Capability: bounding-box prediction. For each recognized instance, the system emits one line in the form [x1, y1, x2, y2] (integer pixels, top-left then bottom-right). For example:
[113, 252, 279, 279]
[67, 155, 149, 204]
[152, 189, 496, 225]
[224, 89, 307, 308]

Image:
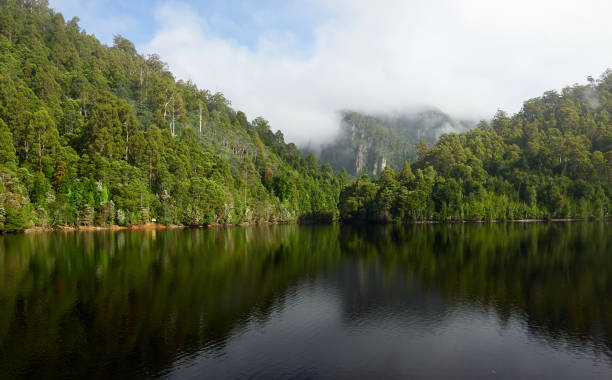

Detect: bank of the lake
[3, 217, 610, 235]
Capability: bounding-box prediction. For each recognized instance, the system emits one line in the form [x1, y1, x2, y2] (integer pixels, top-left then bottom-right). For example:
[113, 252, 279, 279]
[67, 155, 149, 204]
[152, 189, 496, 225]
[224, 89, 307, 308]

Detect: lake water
[0, 223, 611, 379]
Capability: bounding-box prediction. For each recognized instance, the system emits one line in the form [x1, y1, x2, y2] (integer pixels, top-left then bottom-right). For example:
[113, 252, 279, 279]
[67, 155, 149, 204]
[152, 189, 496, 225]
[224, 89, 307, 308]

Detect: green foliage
[0, 118, 16, 168]
[2, 0, 610, 230]
[0, 1, 343, 230]
[340, 72, 612, 222]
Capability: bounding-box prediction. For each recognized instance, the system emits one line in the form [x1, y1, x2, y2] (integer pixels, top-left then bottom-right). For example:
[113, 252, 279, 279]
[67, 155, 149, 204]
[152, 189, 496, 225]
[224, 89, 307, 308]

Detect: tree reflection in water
[0, 223, 610, 378]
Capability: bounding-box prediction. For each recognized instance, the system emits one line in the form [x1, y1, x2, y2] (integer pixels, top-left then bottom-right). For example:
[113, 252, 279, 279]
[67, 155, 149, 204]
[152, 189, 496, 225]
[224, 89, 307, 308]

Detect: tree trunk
[171, 100, 176, 137]
[125, 122, 129, 161]
[37, 131, 43, 171]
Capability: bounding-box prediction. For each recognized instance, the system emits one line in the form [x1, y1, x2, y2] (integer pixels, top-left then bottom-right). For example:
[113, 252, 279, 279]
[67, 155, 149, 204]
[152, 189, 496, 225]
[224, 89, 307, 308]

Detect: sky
[49, 0, 612, 145]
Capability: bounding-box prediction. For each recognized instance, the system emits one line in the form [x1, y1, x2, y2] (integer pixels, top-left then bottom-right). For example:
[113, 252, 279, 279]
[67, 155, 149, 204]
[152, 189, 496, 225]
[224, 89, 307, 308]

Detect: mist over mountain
[319, 109, 475, 176]
[378, 109, 475, 145]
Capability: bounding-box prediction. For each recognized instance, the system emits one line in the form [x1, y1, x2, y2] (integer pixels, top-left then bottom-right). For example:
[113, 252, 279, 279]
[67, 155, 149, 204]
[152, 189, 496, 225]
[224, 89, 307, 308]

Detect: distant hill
[320, 109, 474, 176]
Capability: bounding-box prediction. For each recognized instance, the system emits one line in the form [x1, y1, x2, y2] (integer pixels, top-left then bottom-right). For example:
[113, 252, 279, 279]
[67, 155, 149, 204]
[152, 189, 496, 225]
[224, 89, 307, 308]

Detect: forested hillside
[1, 1, 611, 231]
[320, 109, 472, 176]
[340, 74, 612, 222]
[0, 0, 343, 231]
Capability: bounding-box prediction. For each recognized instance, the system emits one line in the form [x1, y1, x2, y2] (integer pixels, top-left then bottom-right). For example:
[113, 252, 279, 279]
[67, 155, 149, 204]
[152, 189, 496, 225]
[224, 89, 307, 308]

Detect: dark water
[0, 223, 611, 379]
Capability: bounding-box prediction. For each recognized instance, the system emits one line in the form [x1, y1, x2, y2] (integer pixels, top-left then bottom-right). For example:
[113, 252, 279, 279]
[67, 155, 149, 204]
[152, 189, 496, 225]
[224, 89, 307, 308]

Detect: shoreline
[2, 218, 608, 235]
[18, 221, 299, 234]
[345, 218, 612, 226]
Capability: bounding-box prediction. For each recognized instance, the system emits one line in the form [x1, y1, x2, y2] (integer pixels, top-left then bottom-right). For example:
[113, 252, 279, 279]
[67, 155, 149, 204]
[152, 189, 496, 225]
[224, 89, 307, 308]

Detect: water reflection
[0, 223, 610, 378]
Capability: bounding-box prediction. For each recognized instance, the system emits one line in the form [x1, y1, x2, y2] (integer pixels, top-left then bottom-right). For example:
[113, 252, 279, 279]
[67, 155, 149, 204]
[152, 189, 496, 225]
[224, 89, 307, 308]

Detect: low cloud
[145, 0, 612, 145]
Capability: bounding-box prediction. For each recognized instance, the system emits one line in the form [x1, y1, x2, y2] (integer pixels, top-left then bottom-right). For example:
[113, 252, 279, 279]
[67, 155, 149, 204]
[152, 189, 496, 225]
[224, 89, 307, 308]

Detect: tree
[30, 109, 60, 172]
[400, 161, 414, 183]
[0, 119, 17, 169]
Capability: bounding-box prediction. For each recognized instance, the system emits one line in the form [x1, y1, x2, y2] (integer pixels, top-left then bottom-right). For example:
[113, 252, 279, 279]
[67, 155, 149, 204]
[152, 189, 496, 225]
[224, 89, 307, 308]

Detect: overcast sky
[50, 0, 612, 144]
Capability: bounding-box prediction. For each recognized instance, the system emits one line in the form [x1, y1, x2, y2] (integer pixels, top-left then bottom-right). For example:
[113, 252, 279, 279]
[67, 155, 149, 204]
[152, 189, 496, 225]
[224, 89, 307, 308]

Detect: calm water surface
[0, 223, 611, 379]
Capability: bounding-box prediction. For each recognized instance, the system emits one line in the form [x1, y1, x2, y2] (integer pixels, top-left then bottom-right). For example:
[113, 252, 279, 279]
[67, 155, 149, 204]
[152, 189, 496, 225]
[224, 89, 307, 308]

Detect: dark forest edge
[1, 1, 612, 232]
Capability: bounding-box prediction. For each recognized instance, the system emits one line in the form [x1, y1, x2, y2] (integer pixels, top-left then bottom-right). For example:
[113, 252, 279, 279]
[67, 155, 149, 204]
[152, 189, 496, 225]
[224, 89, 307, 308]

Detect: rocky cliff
[319, 109, 474, 176]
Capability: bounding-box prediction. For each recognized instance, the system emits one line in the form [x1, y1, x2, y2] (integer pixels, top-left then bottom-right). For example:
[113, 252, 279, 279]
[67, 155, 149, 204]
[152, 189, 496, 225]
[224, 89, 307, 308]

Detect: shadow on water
[0, 223, 610, 378]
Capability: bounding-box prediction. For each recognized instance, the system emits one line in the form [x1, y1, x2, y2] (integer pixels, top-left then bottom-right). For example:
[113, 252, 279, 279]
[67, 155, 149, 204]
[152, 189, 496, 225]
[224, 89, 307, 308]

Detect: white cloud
[145, 0, 612, 145]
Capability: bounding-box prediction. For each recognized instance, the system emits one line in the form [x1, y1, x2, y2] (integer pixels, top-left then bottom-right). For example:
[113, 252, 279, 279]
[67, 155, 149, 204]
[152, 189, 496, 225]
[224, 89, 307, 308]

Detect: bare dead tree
[124, 121, 129, 161]
[171, 98, 176, 137]
[199, 102, 202, 135]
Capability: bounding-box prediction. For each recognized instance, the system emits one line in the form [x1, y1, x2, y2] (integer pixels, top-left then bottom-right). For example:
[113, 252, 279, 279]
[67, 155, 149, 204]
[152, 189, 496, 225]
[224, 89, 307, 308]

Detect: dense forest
[0, 0, 344, 231]
[339, 73, 612, 221]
